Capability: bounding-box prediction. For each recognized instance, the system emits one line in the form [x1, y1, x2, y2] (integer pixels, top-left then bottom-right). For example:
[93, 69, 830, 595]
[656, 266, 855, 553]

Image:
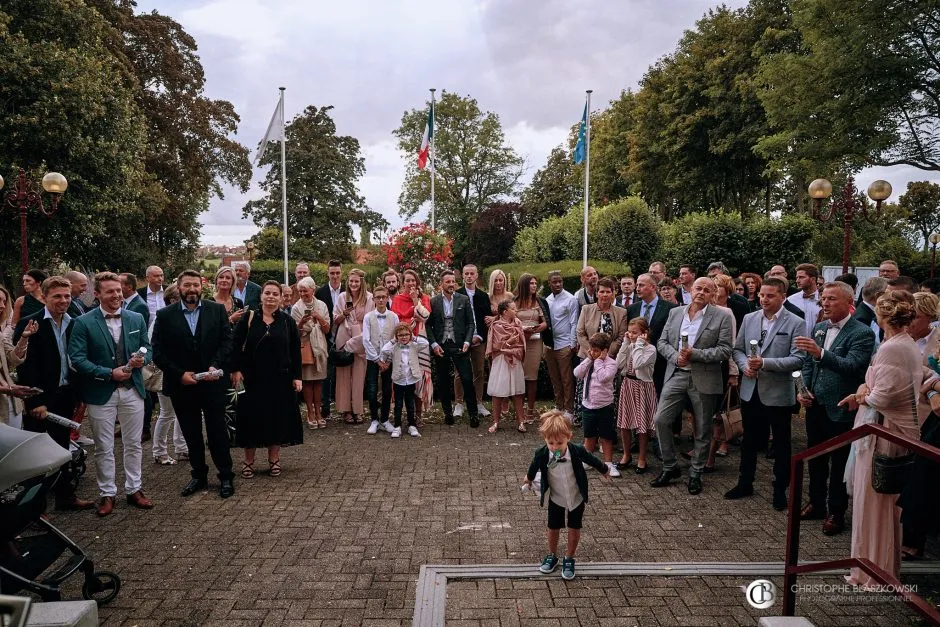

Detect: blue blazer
[68, 308, 152, 405]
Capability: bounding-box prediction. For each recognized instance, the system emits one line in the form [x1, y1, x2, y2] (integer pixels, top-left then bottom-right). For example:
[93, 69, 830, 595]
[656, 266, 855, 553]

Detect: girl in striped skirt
[615, 317, 657, 474]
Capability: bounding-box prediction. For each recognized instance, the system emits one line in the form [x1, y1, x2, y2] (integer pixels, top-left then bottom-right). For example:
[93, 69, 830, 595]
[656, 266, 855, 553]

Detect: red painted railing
[784, 422, 940, 623]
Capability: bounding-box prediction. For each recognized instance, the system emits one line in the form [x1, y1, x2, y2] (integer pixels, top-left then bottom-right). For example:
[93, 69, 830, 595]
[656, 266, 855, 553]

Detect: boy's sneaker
[408, 426, 421, 438]
[562, 411, 574, 423]
[381, 420, 394, 433]
[367, 420, 380, 435]
[607, 462, 622, 478]
[561, 557, 576, 580]
[538, 554, 559, 574]
[391, 427, 402, 438]
[454, 403, 465, 417]
[478, 404, 491, 417]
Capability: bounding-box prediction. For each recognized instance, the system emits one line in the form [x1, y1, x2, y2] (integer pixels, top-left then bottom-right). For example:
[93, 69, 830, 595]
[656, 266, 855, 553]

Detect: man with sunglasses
[725, 277, 805, 511]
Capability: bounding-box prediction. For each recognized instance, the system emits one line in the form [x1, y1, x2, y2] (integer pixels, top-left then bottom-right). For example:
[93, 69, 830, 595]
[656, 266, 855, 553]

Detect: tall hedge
[512, 197, 662, 275]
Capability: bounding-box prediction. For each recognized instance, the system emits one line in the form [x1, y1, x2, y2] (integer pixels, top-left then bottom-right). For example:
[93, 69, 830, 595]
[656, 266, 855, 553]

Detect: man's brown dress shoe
[126, 491, 153, 509]
[55, 496, 96, 511]
[822, 514, 845, 536]
[96, 496, 114, 517]
[800, 503, 826, 520]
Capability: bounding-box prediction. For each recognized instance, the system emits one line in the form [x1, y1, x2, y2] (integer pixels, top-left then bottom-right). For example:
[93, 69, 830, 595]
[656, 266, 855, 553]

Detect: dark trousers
[393, 382, 417, 428]
[738, 388, 793, 491]
[805, 403, 852, 516]
[170, 384, 233, 482]
[23, 386, 78, 500]
[321, 360, 335, 416]
[434, 341, 477, 418]
[366, 361, 392, 423]
[143, 391, 156, 433]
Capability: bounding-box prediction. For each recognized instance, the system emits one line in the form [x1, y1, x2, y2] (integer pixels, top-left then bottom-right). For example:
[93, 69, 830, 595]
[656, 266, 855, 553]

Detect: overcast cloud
[138, 0, 925, 246]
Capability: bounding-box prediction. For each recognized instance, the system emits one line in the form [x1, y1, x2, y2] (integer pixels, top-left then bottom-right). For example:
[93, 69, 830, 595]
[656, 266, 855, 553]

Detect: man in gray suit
[650, 277, 734, 494]
[725, 277, 805, 510]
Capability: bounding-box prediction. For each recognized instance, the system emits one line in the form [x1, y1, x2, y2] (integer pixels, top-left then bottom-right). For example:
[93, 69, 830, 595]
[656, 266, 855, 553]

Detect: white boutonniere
[813, 328, 826, 340]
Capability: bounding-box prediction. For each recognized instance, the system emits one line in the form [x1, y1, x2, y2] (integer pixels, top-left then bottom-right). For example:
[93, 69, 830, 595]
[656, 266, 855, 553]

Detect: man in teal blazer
[68, 272, 154, 517]
[796, 280, 875, 536]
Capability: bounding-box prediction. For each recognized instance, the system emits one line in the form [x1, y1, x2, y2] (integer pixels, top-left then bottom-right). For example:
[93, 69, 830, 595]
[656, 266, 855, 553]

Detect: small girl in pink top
[573, 332, 621, 477]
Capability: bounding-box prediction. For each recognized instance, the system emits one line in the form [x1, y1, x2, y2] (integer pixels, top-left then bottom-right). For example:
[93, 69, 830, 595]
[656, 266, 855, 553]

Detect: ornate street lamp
[930, 232, 940, 278]
[808, 175, 891, 275]
[246, 241, 255, 263]
[0, 168, 68, 275]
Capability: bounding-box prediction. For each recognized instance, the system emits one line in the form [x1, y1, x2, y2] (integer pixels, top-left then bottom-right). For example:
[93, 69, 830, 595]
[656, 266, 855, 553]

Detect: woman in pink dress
[333, 269, 374, 424]
[839, 290, 923, 589]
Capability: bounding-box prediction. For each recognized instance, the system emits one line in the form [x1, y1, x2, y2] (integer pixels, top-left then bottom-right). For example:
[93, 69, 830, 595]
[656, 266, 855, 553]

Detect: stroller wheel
[82, 570, 121, 605]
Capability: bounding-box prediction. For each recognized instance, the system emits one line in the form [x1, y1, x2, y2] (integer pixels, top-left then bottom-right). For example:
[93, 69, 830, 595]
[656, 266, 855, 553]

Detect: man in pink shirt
[573, 332, 620, 477]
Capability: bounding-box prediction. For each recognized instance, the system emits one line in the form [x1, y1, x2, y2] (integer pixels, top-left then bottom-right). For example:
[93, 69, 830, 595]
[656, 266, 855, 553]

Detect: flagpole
[279, 87, 288, 284]
[429, 87, 436, 231]
[582, 90, 592, 269]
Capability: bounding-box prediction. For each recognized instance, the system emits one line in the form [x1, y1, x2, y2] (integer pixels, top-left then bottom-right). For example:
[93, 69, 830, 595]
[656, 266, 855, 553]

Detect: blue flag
[573, 103, 587, 165]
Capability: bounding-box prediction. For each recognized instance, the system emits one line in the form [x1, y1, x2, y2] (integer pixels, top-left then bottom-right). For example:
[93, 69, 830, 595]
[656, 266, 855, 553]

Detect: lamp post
[807, 175, 891, 275]
[246, 241, 255, 263]
[0, 168, 68, 275]
[930, 232, 940, 278]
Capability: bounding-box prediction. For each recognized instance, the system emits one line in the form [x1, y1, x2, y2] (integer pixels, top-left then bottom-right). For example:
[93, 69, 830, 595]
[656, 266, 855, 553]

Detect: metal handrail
[784, 421, 940, 623]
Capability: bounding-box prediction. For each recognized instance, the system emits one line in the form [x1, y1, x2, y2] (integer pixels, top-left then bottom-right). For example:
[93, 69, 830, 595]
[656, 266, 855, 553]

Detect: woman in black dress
[231, 281, 303, 478]
[12, 269, 47, 326]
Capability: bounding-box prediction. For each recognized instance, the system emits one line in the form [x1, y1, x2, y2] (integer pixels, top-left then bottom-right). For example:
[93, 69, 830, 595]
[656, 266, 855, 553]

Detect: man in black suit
[853, 276, 886, 340]
[119, 273, 150, 327]
[152, 270, 235, 499]
[426, 269, 479, 427]
[315, 260, 344, 418]
[232, 261, 261, 309]
[455, 264, 492, 418]
[13, 276, 95, 511]
[627, 273, 677, 395]
[65, 270, 89, 318]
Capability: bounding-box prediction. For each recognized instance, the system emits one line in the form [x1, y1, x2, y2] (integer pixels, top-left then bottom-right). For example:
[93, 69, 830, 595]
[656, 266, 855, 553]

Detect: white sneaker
[367, 420, 379, 435]
[478, 404, 491, 417]
[381, 420, 394, 433]
[607, 462, 621, 478]
[408, 426, 421, 438]
[454, 403, 465, 417]
[76, 435, 94, 446]
[391, 427, 402, 438]
[563, 411, 574, 423]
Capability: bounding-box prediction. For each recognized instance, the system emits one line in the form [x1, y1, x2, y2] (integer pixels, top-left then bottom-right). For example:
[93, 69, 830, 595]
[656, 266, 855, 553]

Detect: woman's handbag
[142, 361, 163, 392]
[328, 347, 355, 367]
[717, 388, 743, 442]
[871, 451, 916, 494]
[300, 341, 315, 366]
[870, 379, 919, 495]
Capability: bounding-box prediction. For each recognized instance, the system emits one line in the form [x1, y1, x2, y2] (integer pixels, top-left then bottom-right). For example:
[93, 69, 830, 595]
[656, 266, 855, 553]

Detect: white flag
[254, 96, 284, 166]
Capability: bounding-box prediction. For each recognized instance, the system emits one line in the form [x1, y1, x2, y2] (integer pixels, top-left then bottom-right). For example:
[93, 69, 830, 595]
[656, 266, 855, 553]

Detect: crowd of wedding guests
[1, 256, 939, 589]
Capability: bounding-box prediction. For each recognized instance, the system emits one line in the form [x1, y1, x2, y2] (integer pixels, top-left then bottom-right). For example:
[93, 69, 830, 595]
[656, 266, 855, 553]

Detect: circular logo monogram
[745, 579, 777, 609]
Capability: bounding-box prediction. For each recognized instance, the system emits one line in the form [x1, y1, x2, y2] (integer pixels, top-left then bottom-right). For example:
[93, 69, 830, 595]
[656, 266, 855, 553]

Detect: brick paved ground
[38, 408, 938, 626]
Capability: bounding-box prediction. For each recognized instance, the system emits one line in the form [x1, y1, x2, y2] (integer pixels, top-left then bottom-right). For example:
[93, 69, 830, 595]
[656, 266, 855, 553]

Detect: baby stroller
[0, 423, 120, 605]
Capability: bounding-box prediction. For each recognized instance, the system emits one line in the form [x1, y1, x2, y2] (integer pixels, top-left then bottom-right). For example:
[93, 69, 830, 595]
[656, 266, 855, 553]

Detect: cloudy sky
[139, 0, 925, 246]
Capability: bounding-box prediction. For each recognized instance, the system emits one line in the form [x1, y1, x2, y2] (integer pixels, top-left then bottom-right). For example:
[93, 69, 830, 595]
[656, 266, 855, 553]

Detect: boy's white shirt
[363, 308, 400, 361]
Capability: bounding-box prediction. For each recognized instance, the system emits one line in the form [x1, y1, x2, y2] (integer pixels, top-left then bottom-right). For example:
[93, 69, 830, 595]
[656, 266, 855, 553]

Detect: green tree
[243, 105, 365, 262]
[393, 92, 523, 256]
[628, 3, 793, 220]
[589, 197, 663, 273]
[584, 90, 637, 207]
[520, 147, 579, 228]
[354, 209, 390, 247]
[758, 0, 940, 174]
[0, 0, 150, 281]
[87, 0, 252, 266]
[899, 181, 940, 251]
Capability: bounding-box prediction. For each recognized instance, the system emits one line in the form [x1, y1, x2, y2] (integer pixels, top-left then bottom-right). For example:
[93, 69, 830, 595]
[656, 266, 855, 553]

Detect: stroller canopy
[0, 423, 72, 492]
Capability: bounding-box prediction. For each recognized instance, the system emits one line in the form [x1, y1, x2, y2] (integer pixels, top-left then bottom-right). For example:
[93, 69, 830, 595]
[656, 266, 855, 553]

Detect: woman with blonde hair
[839, 290, 923, 588]
[333, 268, 374, 424]
[292, 277, 331, 429]
[0, 285, 14, 340]
[486, 269, 514, 324]
[213, 266, 247, 326]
